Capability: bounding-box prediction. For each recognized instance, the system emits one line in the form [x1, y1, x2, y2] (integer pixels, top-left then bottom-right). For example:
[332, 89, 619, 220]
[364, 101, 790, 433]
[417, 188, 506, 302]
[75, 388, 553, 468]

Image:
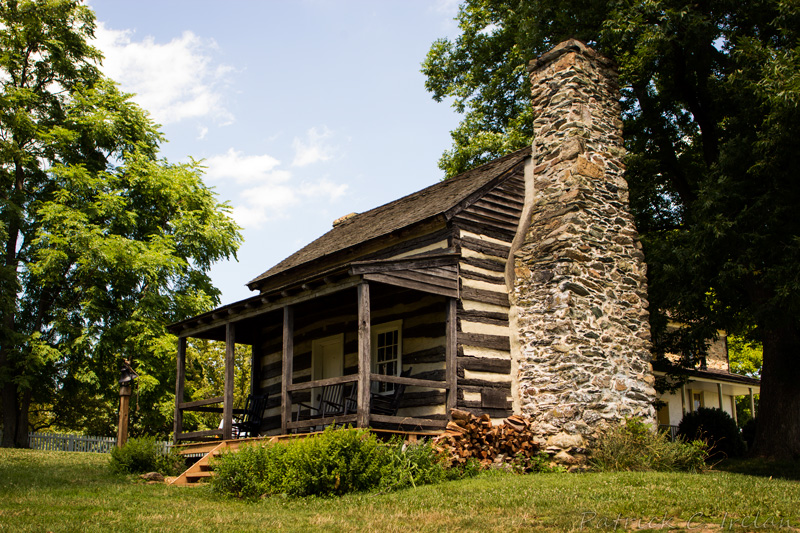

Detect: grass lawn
[1, 448, 798, 532]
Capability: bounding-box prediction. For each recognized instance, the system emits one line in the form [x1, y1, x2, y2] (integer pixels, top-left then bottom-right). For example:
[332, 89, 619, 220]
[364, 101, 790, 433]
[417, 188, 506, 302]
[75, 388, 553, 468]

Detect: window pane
[375, 325, 400, 393]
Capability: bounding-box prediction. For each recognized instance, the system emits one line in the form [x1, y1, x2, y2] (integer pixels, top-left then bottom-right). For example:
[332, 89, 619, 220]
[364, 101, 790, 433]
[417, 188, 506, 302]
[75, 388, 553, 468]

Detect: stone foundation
[510, 40, 656, 441]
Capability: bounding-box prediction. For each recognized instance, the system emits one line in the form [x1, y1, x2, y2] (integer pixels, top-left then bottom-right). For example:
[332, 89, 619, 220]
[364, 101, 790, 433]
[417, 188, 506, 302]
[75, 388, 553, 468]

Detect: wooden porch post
[250, 343, 260, 397]
[446, 297, 457, 412]
[222, 322, 235, 440]
[173, 336, 186, 444]
[749, 387, 756, 417]
[281, 306, 294, 433]
[717, 383, 724, 410]
[357, 282, 371, 428]
[731, 395, 738, 425]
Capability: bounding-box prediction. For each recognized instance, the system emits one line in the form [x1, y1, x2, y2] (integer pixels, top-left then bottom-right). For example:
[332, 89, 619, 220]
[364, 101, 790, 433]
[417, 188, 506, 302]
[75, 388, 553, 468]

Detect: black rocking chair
[231, 393, 269, 438]
[293, 383, 347, 427]
[370, 367, 411, 417]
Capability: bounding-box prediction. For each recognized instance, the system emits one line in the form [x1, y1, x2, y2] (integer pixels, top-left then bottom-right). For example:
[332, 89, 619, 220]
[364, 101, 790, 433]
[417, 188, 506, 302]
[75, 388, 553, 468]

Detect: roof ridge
[333, 146, 532, 231]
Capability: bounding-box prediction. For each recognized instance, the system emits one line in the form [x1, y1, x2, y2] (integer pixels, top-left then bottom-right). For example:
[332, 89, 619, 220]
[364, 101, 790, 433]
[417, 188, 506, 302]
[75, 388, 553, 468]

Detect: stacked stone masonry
[511, 40, 657, 441]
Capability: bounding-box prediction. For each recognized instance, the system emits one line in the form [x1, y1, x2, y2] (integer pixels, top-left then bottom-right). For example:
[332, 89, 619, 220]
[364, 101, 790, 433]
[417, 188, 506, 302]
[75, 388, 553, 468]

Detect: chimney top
[527, 39, 613, 73]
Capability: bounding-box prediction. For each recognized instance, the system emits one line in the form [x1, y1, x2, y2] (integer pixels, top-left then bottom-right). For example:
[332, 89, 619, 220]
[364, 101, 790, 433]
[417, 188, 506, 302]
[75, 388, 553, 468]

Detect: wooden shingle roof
[247, 146, 531, 291]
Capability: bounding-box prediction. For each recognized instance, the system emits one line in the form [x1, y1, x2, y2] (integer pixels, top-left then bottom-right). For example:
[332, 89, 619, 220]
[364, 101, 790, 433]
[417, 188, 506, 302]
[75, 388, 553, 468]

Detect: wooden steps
[170, 441, 227, 486]
[169, 435, 291, 486]
[186, 470, 214, 480]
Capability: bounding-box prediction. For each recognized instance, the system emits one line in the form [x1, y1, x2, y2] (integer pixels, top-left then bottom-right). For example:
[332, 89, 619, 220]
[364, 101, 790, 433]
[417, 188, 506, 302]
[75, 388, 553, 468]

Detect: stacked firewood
[433, 409, 541, 468]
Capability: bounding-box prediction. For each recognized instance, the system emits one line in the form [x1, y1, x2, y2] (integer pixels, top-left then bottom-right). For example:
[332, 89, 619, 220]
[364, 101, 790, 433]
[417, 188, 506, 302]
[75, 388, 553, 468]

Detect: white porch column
[680, 385, 687, 415]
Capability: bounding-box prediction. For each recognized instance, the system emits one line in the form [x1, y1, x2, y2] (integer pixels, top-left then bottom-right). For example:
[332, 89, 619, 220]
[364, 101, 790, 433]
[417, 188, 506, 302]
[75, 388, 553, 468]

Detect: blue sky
[88, 0, 464, 305]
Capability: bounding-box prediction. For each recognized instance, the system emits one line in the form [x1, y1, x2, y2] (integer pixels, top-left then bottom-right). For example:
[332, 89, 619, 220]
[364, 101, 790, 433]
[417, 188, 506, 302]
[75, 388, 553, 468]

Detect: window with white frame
[372, 320, 402, 394]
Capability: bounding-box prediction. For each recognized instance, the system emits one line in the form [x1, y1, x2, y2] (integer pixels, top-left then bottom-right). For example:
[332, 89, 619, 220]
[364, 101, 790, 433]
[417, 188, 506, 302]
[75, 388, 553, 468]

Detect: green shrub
[591, 418, 708, 472]
[109, 436, 183, 476]
[212, 426, 391, 498]
[512, 451, 566, 474]
[210, 442, 287, 499]
[280, 426, 389, 497]
[379, 438, 447, 491]
[211, 426, 477, 499]
[677, 407, 746, 460]
[446, 456, 482, 479]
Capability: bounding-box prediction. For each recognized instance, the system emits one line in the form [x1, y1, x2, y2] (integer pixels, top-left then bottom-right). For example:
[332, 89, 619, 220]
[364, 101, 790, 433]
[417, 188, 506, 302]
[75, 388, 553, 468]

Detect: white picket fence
[29, 432, 119, 453]
[0, 430, 169, 454]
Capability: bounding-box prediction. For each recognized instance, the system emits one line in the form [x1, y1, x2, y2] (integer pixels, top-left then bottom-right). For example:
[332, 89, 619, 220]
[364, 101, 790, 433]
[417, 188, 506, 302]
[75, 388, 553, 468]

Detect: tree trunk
[17, 388, 31, 448]
[0, 157, 28, 449]
[751, 319, 800, 459]
[1, 366, 28, 449]
[1, 374, 19, 448]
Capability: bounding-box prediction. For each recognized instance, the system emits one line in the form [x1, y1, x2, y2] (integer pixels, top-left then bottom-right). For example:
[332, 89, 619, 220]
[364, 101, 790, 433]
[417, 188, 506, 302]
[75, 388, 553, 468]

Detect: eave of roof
[653, 360, 761, 387]
[167, 251, 462, 337]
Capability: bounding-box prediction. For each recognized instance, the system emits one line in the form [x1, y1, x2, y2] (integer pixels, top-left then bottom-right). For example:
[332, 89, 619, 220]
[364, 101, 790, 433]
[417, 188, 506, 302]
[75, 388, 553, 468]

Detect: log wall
[452, 171, 525, 420]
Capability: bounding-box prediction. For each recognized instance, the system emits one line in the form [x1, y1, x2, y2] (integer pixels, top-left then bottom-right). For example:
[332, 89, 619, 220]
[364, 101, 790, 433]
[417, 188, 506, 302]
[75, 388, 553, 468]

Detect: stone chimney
[509, 40, 656, 441]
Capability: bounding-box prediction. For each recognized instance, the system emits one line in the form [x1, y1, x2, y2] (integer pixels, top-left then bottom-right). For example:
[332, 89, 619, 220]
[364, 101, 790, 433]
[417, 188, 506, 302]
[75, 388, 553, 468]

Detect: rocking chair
[231, 393, 269, 438]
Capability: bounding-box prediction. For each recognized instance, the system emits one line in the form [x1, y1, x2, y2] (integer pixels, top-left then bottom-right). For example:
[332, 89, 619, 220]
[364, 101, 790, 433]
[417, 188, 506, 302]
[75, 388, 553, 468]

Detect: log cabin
[169, 39, 759, 444]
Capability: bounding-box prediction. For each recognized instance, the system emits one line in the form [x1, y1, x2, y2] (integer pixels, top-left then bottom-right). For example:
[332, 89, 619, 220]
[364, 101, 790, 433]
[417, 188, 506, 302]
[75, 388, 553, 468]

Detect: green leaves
[421, 0, 537, 177]
[424, 0, 800, 339]
[0, 1, 241, 445]
[425, 0, 800, 456]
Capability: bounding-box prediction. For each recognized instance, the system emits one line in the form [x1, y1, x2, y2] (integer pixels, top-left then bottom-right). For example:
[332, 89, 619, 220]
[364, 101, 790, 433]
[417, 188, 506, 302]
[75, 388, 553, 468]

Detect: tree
[181, 339, 252, 432]
[728, 335, 763, 379]
[424, 0, 800, 458]
[728, 335, 761, 425]
[0, 0, 241, 447]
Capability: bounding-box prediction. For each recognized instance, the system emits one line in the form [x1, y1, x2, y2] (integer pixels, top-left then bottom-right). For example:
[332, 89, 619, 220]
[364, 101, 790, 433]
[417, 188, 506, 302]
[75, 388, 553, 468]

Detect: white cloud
[203, 148, 283, 185]
[299, 178, 348, 200]
[233, 184, 298, 228]
[291, 126, 337, 167]
[203, 148, 348, 230]
[93, 23, 233, 125]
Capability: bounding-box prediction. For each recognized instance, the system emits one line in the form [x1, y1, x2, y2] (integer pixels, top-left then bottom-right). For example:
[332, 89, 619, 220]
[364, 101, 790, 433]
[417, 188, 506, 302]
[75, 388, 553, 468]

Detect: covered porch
[170, 254, 460, 443]
[655, 368, 761, 433]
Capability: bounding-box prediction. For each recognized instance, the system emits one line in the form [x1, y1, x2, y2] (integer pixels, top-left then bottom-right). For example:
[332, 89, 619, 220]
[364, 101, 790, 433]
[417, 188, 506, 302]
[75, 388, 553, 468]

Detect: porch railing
[174, 396, 246, 441]
[658, 424, 680, 441]
[285, 373, 450, 432]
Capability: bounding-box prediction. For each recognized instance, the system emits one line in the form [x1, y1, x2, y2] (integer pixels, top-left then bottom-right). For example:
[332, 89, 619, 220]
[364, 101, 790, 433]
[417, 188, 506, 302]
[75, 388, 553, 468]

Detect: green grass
[717, 457, 800, 481]
[1, 449, 799, 532]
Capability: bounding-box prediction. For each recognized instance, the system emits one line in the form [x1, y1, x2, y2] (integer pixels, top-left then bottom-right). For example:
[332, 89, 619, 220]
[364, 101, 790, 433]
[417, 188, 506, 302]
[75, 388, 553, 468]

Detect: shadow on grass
[716, 457, 800, 481]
